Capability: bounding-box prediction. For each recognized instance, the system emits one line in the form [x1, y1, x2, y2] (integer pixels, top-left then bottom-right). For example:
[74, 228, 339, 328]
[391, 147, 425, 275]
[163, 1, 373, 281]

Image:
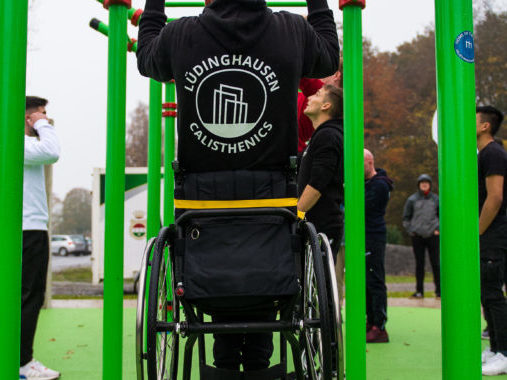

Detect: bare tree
[126, 102, 149, 167]
[60, 188, 92, 235]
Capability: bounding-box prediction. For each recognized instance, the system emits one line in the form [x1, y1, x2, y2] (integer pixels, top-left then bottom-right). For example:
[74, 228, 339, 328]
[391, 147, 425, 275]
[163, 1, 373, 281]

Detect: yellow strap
[174, 198, 297, 209]
[297, 210, 306, 219]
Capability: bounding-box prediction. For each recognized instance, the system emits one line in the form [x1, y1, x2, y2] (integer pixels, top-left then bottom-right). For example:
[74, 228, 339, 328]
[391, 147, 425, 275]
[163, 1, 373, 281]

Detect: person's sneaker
[410, 292, 424, 299]
[20, 359, 60, 380]
[482, 352, 507, 376]
[366, 326, 389, 343]
[482, 347, 495, 363]
[482, 327, 490, 340]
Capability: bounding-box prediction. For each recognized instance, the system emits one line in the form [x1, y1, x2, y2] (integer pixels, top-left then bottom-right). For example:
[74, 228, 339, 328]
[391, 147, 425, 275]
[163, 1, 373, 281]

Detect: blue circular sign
[454, 31, 474, 63]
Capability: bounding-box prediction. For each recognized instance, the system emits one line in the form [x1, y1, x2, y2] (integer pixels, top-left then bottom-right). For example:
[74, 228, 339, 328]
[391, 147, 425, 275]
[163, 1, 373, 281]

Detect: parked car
[84, 237, 92, 255]
[51, 234, 88, 256]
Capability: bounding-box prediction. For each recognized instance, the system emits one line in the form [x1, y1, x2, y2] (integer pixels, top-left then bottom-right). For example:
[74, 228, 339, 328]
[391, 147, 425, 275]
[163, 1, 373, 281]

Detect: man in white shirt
[20, 97, 61, 380]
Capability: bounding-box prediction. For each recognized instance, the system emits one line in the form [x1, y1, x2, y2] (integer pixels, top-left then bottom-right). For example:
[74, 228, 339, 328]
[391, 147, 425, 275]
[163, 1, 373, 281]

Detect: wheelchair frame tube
[102, 3, 128, 380]
[342, 3, 366, 380]
[0, 0, 28, 377]
[434, 0, 481, 378]
[156, 320, 315, 334]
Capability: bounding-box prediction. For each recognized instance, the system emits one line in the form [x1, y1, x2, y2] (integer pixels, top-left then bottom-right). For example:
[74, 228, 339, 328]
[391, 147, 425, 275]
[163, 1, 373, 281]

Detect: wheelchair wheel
[136, 237, 156, 380]
[147, 228, 179, 380]
[318, 233, 345, 380]
[300, 222, 334, 380]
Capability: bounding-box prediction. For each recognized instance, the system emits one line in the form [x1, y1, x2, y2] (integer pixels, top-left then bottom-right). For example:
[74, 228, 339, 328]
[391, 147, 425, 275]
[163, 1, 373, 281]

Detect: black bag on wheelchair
[173, 170, 300, 310]
[180, 215, 299, 301]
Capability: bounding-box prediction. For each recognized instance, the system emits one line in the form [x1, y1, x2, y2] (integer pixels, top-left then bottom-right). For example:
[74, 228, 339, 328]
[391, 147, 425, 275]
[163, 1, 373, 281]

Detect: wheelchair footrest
[200, 363, 285, 380]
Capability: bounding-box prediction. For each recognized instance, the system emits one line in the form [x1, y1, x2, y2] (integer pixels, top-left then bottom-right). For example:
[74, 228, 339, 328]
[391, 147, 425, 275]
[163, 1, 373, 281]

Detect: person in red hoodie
[297, 66, 342, 157]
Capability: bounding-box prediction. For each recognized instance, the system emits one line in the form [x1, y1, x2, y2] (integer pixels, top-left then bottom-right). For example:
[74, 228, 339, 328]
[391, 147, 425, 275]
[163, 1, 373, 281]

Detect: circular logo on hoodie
[195, 69, 267, 139]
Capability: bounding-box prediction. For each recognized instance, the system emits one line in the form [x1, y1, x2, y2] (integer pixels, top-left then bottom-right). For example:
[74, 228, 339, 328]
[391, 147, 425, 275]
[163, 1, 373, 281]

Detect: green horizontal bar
[165, 1, 307, 6]
[89, 18, 137, 52]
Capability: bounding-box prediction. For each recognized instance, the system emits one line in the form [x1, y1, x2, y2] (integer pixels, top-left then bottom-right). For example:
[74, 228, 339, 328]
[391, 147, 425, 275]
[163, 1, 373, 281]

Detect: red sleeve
[297, 92, 316, 153]
[298, 78, 324, 98]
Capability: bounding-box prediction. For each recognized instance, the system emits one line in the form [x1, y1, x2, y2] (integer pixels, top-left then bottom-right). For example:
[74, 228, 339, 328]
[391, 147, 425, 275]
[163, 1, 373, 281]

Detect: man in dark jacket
[364, 149, 393, 343]
[137, 0, 340, 373]
[297, 85, 344, 260]
[402, 174, 441, 298]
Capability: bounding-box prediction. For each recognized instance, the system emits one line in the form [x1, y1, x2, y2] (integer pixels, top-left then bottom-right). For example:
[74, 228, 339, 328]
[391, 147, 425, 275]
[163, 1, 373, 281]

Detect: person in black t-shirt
[476, 105, 507, 376]
[297, 85, 344, 261]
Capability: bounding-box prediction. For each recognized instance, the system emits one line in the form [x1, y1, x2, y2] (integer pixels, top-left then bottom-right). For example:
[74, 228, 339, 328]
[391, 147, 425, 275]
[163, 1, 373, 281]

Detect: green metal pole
[163, 82, 176, 226]
[89, 19, 138, 53]
[147, 80, 163, 239]
[102, 3, 128, 380]
[342, 2, 366, 379]
[434, 1, 480, 379]
[0, 1, 28, 378]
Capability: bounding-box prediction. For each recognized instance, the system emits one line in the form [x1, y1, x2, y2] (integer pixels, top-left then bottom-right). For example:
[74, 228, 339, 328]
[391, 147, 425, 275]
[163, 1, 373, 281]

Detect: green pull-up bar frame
[102, 2, 128, 379]
[0, 0, 482, 378]
[0, 1, 29, 379]
[90, 18, 138, 52]
[435, 0, 480, 378]
[341, 0, 366, 378]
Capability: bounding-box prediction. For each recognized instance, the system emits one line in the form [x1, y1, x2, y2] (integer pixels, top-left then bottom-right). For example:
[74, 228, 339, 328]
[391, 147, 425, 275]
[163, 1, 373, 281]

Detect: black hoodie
[297, 119, 344, 240]
[137, 0, 340, 173]
[365, 168, 394, 243]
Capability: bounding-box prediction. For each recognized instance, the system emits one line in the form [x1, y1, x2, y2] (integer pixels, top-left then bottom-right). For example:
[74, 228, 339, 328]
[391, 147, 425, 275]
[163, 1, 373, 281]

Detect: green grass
[52, 267, 92, 282]
[387, 291, 438, 298]
[52, 267, 133, 283]
[385, 273, 434, 283]
[52, 294, 138, 300]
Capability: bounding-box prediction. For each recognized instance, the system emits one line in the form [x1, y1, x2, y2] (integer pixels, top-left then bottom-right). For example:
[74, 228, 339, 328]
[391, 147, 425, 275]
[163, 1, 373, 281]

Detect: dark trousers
[411, 235, 441, 296]
[21, 230, 49, 366]
[212, 311, 276, 371]
[366, 240, 387, 329]
[480, 220, 507, 353]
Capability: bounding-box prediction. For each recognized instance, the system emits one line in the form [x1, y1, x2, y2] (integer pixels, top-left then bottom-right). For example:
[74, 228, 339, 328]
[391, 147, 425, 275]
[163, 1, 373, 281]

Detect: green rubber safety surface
[34, 307, 507, 379]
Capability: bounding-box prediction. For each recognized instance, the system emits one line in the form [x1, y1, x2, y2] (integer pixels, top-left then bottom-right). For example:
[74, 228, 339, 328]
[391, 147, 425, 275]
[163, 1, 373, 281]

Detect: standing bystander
[402, 174, 441, 299]
[364, 149, 393, 343]
[476, 105, 507, 376]
[297, 85, 344, 264]
[19, 97, 61, 380]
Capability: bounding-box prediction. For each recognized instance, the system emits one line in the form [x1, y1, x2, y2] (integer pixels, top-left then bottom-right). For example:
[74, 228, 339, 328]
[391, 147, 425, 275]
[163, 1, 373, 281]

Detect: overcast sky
[25, 0, 505, 198]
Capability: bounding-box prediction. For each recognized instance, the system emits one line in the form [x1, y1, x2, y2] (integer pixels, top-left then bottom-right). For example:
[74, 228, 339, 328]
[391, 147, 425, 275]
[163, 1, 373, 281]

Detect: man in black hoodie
[137, 0, 340, 373]
[137, 0, 339, 174]
[364, 149, 393, 343]
[297, 85, 344, 259]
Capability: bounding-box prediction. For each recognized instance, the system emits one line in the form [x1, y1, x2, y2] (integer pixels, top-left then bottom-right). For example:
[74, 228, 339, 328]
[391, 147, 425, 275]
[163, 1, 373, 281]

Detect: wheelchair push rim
[136, 237, 156, 380]
[318, 233, 345, 380]
[146, 228, 180, 380]
[300, 222, 334, 380]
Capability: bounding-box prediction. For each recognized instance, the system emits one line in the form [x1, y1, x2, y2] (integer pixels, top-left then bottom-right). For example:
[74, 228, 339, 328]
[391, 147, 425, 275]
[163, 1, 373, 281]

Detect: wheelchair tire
[318, 233, 345, 380]
[300, 222, 334, 380]
[147, 228, 179, 380]
[136, 237, 156, 380]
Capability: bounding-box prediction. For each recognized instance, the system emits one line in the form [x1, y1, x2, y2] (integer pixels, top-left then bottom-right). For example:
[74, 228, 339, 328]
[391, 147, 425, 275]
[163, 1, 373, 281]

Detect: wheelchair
[136, 173, 344, 380]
